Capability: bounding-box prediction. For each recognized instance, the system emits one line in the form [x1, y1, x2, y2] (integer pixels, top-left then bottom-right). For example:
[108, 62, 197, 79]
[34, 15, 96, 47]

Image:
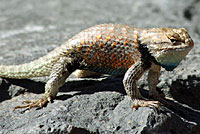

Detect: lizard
[0, 24, 194, 110]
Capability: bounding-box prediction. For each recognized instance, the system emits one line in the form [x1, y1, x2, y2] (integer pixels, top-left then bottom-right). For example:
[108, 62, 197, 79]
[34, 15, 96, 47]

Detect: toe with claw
[132, 99, 160, 110]
[14, 96, 52, 110]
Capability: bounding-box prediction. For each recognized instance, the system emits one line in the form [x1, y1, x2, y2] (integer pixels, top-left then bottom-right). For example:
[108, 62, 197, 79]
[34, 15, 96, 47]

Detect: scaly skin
[0, 24, 194, 110]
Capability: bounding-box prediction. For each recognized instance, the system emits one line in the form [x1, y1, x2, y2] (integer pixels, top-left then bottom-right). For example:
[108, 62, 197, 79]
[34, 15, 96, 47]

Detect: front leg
[147, 63, 161, 97]
[148, 63, 173, 107]
[123, 60, 159, 109]
[14, 57, 75, 110]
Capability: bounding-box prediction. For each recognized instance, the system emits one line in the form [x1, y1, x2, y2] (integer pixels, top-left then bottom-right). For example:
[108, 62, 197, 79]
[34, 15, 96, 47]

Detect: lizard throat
[153, 47, 192, 71]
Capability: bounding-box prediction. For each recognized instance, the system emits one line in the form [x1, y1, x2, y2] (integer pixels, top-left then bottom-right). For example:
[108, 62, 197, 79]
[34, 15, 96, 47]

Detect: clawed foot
[14, 96, 52, 110]
[132, 99, 160, 110]
[150, 93, 173, 108]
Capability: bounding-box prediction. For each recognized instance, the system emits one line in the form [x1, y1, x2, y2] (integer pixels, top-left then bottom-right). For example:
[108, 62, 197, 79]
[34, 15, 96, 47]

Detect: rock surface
[0, 0, 200, 134]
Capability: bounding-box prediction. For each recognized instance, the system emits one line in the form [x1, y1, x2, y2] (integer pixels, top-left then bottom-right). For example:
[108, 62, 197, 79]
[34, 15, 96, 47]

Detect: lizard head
[140, 28, 194, 71]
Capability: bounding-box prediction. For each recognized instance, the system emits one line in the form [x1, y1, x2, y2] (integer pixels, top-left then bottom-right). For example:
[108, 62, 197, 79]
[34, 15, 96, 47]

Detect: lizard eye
[170, 38, 182, 45]
[170, 38, 181, 43]
[170, 38, 177, 43]
[168, 33, 182, 45]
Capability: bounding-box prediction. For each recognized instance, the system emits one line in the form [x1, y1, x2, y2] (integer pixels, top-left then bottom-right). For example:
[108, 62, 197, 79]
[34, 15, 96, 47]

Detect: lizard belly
[80, 65, 126, 75]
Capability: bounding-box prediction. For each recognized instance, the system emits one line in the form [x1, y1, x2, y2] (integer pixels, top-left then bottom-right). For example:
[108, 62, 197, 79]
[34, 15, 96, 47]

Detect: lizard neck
[137, 39, 156, 71]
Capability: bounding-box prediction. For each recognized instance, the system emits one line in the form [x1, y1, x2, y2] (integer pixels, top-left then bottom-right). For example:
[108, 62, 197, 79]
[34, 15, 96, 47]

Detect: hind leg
[73, 70, 101, 78]
[14, 57, 76, 110]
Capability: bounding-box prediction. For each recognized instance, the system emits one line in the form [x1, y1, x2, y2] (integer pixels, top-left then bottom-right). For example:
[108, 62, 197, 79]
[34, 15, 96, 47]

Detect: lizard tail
[0, 47, 62, 79]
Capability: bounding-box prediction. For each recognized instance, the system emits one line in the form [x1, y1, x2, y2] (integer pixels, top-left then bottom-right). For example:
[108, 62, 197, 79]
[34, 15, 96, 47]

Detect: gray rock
[0, 92, 194, 134]
[0, 0, 200, 134]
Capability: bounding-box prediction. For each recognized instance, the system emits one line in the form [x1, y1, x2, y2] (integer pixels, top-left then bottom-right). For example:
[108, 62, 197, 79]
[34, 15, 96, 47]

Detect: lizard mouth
[150, 28, 194, 52]
[151, 38, 194, 53]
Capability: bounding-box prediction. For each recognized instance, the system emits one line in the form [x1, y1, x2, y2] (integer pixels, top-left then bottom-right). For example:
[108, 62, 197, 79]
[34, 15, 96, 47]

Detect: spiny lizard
[0, 24, 194, 110]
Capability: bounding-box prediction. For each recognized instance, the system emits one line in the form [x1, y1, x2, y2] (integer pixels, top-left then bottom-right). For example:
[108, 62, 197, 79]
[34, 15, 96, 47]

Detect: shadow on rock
[166, 75, 200, 124]
[0, 78, 11, 102]
[154, 94, 200, 125]
[58, 77, 126, 100]
[170, 75, 200, 110]
[0, 76, 126, 102]
[0, 78, 45, 102]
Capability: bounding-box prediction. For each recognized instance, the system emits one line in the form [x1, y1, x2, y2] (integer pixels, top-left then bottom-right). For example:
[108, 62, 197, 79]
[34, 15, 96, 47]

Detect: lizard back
[64, 24, 142, 75]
